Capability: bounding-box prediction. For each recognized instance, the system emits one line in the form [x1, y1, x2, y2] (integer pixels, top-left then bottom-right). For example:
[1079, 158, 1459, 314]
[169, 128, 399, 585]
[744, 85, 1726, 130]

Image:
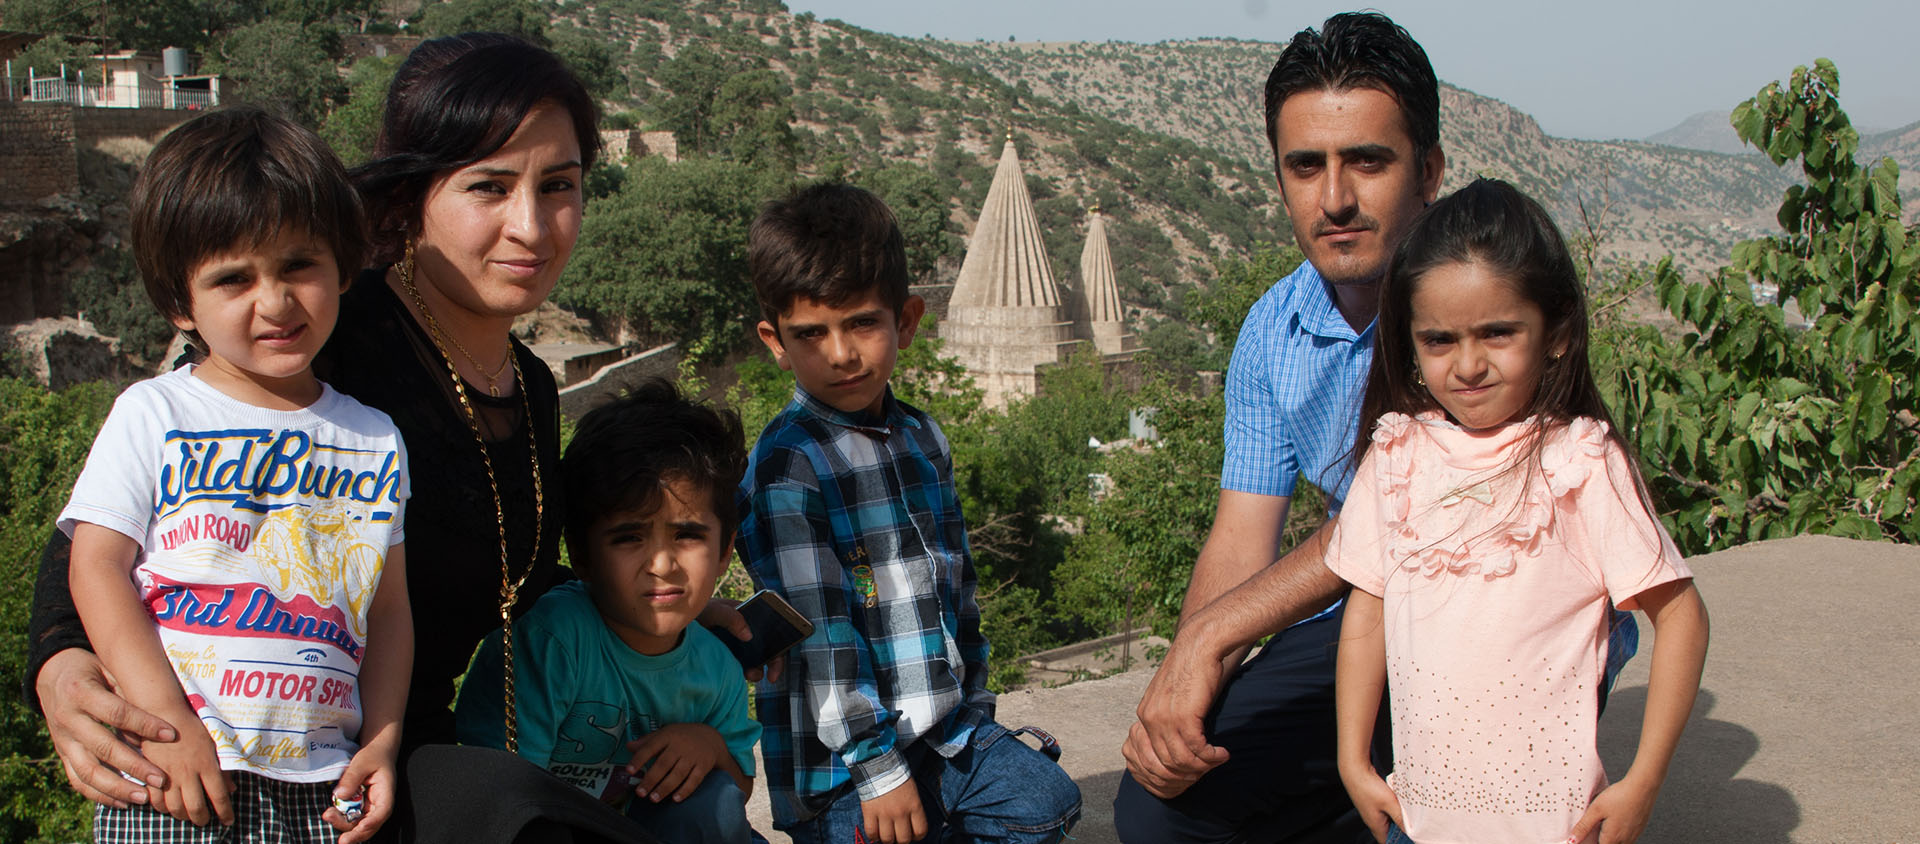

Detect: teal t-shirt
[454, 581, 761, 804]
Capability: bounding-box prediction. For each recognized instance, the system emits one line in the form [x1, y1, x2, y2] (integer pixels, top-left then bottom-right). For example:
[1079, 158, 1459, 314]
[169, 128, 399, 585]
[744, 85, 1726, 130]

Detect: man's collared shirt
[1222, 260, 1376, 621]
[738, 386, 993, 824]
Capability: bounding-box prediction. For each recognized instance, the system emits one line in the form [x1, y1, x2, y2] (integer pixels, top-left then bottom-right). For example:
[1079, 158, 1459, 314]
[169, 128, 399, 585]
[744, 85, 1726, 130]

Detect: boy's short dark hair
[131, 106, 367, 345]
[562, 378, 749, 573]
[1263, 12, 1440, 177]
[748, 182, 909, 327]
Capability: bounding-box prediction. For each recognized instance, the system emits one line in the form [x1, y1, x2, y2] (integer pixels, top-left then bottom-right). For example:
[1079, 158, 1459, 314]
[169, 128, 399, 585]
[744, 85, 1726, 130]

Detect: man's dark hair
[748, 182, 909, 327]
[131, 106, 367, 348]
[1263, 12, 1439, 175]
[351, 32, 600, 263]
[562, 378, 749, 574]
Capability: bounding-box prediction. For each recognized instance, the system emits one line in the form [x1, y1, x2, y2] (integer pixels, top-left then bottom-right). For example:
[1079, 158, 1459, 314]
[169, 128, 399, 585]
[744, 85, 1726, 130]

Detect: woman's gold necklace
[397, 242, 542, 753]
[449, 333, 512, 397]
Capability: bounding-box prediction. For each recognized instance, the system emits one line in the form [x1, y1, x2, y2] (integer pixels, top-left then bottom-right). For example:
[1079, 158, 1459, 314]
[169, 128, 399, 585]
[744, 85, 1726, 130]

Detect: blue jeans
[782, 723, 1082, 844]
[1601, 608, 1639, 715]
[626, 770, 752, 844]
[1385, 822, 1416, 844]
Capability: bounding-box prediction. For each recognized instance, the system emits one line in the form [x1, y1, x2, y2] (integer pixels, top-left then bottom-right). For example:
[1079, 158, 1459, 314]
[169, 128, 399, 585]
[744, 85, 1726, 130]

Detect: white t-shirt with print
[59, 366, 409, 783]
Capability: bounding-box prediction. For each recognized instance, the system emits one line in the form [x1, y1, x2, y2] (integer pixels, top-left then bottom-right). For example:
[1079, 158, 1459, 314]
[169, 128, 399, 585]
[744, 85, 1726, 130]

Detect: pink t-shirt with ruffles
[1327, 412, 1691, 844]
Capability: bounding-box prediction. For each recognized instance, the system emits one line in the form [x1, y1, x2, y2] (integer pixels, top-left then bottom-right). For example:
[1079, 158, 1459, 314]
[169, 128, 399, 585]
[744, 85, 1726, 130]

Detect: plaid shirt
[738, 386, 994, 824]
[1222, 260, 1375, 624]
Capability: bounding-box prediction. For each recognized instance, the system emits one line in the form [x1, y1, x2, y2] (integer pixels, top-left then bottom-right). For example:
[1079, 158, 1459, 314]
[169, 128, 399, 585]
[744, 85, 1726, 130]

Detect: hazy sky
[785, 0, 1919, 141]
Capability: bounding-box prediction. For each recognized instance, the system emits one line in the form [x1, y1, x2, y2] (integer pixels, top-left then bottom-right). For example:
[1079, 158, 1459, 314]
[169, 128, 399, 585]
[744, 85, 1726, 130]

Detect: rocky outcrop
[7, 316, 134, 389]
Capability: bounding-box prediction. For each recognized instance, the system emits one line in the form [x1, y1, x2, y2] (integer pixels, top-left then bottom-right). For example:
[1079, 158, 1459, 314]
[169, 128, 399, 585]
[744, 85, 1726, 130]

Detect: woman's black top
[25, 270, 567, 748]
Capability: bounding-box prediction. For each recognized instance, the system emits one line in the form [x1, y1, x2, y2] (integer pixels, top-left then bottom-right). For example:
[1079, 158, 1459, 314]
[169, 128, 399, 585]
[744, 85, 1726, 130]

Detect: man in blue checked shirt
[1116, 12, 1447, 844]
[737, 184, 1081, 844]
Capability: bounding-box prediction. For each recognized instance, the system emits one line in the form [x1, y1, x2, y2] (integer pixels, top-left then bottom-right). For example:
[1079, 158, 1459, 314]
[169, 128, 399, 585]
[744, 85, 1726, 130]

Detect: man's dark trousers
[1113, 611, 1379, 844]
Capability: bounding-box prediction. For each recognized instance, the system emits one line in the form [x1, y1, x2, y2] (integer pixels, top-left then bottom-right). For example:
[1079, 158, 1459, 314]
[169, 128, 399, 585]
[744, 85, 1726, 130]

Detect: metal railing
[4, 72, 217, 109]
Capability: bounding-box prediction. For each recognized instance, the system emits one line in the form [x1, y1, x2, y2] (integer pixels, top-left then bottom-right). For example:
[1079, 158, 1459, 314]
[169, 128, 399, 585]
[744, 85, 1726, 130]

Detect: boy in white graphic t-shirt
[62, 107, 412, 844]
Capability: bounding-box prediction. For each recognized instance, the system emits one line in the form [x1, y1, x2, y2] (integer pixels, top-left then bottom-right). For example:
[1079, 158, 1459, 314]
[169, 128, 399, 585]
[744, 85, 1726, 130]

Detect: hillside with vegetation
[510, 0, 1297, 354]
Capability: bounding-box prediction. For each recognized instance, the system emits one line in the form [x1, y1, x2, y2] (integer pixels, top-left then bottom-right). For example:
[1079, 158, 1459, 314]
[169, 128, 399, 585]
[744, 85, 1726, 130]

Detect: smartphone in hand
[707, 589, 814, 669]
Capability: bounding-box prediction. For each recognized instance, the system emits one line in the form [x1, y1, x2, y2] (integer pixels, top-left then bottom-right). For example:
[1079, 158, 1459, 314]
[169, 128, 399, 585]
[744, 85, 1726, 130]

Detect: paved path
[748, 535, 1919, 842]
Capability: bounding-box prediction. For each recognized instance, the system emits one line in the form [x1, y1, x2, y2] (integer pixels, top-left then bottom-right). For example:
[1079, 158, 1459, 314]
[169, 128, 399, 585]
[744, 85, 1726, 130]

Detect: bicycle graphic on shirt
[247, 498, 385, 637]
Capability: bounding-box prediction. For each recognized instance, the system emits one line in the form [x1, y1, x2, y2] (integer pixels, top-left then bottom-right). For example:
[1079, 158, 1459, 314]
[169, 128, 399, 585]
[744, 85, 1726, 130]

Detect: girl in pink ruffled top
[1328, 179, 1710, 844]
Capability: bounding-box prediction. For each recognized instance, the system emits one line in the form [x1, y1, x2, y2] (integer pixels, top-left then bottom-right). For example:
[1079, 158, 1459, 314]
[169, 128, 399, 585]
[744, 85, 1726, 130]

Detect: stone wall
[556, 343, 682, 418]
[0, 101, 79, 202]
[71, 106, 190, 145]
[342, 34, 423, 61]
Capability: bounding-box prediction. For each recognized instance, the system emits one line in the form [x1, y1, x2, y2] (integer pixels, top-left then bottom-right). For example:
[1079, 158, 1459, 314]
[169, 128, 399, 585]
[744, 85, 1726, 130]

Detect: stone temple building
[937, 138, 1136, 409]
[1068, 207, 1139, 358]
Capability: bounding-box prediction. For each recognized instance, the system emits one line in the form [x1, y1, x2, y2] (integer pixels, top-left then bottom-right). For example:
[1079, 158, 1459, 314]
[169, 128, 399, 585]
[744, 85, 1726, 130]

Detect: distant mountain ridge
[928, 38, 1824, 273]
[1645, 111, 1749, 155]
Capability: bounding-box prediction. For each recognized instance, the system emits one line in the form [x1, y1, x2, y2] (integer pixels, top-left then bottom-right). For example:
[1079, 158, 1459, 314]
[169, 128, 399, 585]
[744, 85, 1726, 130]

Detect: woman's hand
[36, 648, 179, 808]
[697, 597, 785, 683]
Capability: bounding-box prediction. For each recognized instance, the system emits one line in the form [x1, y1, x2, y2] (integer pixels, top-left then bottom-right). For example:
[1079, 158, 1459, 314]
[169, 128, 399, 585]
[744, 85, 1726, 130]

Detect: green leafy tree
[1050, 380, 1223, 637]
[555, 157, 790, 361]
[8, 36, 88, 80]
[417, 0, 546, 43]
[548, 21, 622, 100]
[710, 68, 798, 170]
[0, 378, 117, 843]
[65, 249, 175, 366]
[319, 55, 399, 166]
[205, 19, 345, 127]
[1603, 59, 1919, 548]
[857, 164, 960, 283]
[655, 42, 733, 155]
[1051, 241, 1321, 639]
[1174, 242, 1303, 368]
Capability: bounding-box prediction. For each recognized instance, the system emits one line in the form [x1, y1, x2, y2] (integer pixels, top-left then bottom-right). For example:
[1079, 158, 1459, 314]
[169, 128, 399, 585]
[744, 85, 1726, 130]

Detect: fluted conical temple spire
[950, 140, 1063, 309]
[1079, 210, 1122, 323]
[1071, 209, 1138, 357]
[938, 138, 1080, 409]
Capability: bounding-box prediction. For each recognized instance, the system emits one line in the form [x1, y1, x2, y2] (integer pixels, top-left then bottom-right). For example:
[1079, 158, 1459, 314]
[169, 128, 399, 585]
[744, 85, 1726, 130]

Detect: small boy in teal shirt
[457, 379, 759, 844]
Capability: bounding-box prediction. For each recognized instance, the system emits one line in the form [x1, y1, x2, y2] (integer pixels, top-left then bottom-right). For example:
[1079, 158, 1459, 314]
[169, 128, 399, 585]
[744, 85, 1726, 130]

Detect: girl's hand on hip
[1568, 775, 1658, 844]
[1339, 764, 1403, 844]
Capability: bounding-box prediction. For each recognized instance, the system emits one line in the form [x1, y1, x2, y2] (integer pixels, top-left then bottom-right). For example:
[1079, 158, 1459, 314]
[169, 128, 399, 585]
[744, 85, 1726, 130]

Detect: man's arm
[1123, 512, 1346, 798]
[1175, 490, 1291, 662]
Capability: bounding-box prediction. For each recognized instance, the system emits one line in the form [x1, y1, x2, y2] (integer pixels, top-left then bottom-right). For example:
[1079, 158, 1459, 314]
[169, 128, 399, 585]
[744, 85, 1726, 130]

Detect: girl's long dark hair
[1352, 178, 1633, 479]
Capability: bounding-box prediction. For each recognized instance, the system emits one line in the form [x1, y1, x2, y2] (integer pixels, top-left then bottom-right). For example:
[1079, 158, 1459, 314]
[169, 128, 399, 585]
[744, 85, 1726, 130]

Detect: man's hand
[860, 778, 927, 844]
[1122, 635, 1231, 798]
[698, 597, 785, 684]
[36, 648, 178, 808]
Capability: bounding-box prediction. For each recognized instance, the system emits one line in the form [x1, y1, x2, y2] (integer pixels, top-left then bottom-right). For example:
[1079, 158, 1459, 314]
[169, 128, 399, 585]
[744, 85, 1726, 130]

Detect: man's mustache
[1311, 215, 1380, 237]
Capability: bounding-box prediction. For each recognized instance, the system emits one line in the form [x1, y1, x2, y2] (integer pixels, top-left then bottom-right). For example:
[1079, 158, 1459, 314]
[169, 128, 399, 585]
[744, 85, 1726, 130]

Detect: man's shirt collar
[1296, 260, 1376, 342]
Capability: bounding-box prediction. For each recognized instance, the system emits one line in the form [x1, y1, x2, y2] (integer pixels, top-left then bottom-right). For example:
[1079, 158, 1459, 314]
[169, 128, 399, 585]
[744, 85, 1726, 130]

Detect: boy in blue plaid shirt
[737, 184, 1081, 844]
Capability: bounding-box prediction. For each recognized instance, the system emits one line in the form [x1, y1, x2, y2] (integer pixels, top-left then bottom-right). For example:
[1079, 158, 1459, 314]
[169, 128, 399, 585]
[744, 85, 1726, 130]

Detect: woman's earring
[1412, 367, 1426, 387]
